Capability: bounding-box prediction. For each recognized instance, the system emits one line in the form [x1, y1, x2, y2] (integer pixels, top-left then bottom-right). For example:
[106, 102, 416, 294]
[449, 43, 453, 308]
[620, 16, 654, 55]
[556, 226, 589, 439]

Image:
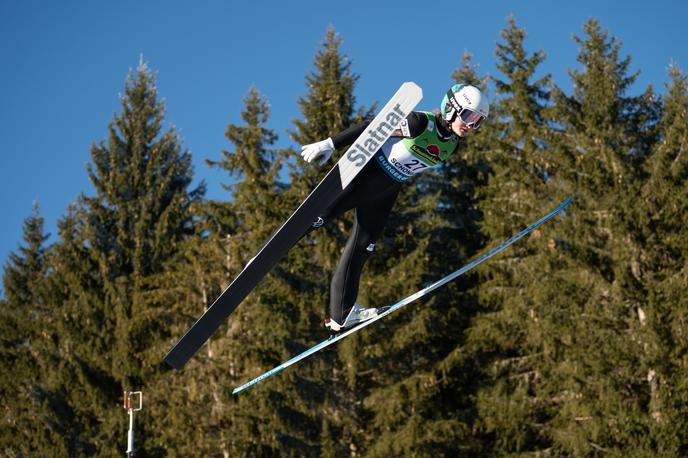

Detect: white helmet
[440, 84, 489, 128]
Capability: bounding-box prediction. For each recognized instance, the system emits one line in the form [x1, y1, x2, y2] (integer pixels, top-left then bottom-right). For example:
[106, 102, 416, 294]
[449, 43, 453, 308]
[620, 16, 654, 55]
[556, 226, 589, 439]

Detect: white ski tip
[400, 81, 423, 97]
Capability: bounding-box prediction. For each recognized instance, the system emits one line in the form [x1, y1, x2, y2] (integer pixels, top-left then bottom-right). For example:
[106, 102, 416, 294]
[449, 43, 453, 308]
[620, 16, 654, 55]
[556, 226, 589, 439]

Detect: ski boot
[324, 303, 380, 334]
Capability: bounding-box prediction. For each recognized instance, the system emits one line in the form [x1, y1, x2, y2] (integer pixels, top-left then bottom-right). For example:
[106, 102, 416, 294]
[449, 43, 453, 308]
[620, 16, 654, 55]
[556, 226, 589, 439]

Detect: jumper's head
[440, 84, 489, 136]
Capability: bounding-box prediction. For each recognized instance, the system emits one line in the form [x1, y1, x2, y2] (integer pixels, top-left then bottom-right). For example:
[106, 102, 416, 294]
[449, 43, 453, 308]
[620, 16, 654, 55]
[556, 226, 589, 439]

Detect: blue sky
[1, 0, 686, 296]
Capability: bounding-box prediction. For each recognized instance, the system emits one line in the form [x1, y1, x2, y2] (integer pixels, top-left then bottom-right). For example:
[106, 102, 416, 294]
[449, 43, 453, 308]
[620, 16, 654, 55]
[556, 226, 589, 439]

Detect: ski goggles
[446, 89, 485, 129]
[457, 108, 485, 129]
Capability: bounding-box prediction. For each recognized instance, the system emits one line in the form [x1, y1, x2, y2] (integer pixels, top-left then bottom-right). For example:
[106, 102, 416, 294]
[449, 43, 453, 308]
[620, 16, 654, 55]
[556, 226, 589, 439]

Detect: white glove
[300, 138, 335, 166]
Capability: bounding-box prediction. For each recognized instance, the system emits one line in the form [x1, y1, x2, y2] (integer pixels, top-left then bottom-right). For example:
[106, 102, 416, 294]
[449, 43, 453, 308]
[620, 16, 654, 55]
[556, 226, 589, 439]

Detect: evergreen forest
[2, 18, 687, 457]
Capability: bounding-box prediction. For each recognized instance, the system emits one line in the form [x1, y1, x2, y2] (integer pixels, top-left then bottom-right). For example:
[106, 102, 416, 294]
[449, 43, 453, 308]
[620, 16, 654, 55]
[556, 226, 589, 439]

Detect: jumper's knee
[352, 234, 376, 255]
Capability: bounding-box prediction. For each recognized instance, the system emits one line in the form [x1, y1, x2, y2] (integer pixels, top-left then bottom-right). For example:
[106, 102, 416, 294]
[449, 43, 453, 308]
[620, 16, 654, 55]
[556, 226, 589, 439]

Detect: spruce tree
[635, 64, 688, 454]
[155, 85, 317, 456]
[0, 204, 67, 456]
[459, 17, 564, 454]
[283, 26, 377, 456]
[3, 203, 49, 305]
[289, 25, 375, 270]
[510, 19, 660, 454]
[48, 59, 203, 455]
[142, 213, 232, 456]
[205, 86, 314, 456]
[359, 53, 489, 456]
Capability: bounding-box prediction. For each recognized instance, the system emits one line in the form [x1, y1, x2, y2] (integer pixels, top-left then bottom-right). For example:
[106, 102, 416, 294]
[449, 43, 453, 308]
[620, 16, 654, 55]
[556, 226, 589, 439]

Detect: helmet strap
[444, 108, 457, 124]
[436, 112, 455, 137]
[442, 104, 452, 122]
[446, 89, 463, 111]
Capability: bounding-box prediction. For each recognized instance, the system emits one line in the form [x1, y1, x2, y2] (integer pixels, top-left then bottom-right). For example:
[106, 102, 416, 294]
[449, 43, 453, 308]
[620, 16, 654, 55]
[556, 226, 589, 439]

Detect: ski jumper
[312, 111, 461, 324]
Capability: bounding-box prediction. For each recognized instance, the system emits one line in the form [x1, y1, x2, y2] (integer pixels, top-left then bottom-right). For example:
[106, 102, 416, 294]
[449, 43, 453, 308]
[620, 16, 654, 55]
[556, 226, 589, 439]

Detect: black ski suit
[310, 111, 458, 324]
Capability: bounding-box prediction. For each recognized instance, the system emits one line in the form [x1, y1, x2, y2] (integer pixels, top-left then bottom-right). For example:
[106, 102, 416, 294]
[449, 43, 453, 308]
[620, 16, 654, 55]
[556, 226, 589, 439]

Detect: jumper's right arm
[300, 112, 427, 165]
[300, 120, 371, 165]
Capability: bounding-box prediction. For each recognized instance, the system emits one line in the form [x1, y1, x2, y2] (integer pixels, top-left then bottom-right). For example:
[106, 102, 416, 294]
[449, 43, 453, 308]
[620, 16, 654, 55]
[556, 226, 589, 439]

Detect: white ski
[232, 197, 573, 394]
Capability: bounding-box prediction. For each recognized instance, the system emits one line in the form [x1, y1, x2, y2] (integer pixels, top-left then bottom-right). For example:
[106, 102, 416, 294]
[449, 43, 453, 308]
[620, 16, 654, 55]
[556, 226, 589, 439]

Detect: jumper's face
[449, 108, 484, 137]
[451, 116, 473, 137]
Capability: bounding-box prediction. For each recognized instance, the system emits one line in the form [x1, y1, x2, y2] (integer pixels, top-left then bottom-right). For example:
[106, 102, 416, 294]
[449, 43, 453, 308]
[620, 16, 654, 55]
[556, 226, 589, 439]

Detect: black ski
[164, 82, 423, 369]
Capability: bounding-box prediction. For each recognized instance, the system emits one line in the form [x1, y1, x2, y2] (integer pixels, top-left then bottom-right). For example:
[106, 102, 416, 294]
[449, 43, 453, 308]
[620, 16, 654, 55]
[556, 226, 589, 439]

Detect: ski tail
[231, 196, 573, 394]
